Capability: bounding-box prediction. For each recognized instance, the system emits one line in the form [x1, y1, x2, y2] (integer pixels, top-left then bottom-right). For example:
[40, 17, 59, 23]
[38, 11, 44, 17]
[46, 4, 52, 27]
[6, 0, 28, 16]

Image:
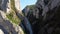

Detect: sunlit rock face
[6, 0, 10, 13]
[22, 0, 60, 34]
[0, 0, 21, 13]
[0, 29, 4, 34]
[0, 11, 17, 34]
[0, 0, 24, 34]
[15, 0, 20, 10]
[15, 0, 21, 13]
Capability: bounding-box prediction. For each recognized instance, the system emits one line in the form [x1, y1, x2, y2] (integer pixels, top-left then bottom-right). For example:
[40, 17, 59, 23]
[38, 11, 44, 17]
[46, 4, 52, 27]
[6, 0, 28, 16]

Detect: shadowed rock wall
[22, 0, 60, 34]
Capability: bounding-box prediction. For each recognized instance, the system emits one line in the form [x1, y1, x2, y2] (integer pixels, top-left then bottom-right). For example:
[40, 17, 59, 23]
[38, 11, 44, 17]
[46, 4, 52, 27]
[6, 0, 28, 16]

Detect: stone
[22, 0, 60, 34]
[0, 29, 4, 34]
[0, 0, 24, 34]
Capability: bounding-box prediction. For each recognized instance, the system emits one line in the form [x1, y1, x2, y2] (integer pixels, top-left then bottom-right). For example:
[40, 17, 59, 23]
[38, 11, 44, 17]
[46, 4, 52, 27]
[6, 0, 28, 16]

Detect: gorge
[0, 0, 60, 34]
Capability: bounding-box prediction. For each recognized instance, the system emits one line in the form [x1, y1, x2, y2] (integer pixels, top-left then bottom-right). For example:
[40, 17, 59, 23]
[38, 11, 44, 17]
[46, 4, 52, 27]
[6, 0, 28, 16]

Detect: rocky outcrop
[0, 0, 24, 34]
[0, 29, 4, 34]
[15, 0, 21, 12]
[22, 0, 60, 34]
[0, 10, 17, 34]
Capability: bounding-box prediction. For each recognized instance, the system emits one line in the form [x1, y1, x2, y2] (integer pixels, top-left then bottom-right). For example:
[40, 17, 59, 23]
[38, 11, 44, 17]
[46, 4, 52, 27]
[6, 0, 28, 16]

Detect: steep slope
[0, 10, 17, 34]
[22, 0, 60, 34]
[0, 0, 24, 34]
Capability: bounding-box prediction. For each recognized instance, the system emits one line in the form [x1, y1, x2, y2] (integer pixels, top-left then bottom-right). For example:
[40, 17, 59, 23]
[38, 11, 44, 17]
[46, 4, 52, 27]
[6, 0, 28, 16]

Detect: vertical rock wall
[0, 0, 24, 34]
[22, 0, 60, 34]
[15, 0, 21, 13]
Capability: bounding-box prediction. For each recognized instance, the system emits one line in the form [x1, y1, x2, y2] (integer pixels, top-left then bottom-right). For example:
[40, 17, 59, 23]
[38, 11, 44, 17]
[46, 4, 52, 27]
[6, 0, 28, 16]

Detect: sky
[20, 0, 37, 10]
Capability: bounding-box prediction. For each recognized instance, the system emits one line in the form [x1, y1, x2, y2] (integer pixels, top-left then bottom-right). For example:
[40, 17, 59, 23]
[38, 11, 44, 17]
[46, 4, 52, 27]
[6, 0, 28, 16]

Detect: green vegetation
[27, 5, 35, 10]
[6, 0, 21, 25]
[6, 11, 21, 25]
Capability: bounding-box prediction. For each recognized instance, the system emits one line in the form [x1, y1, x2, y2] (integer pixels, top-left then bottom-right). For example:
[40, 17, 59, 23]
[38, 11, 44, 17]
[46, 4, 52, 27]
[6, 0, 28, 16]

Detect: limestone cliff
[15, 0, 21, 12]
[0, 0, 24, 34]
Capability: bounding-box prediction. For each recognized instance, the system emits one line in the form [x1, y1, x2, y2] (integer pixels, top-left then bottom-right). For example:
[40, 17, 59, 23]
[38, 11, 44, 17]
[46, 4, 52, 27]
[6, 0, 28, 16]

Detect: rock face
[0, 10, 17, 34]
[22, 0, 60, 34]
[0, 0, 24, 34]
[0, 29, 4, 34]
[15, 0, 21, 11]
